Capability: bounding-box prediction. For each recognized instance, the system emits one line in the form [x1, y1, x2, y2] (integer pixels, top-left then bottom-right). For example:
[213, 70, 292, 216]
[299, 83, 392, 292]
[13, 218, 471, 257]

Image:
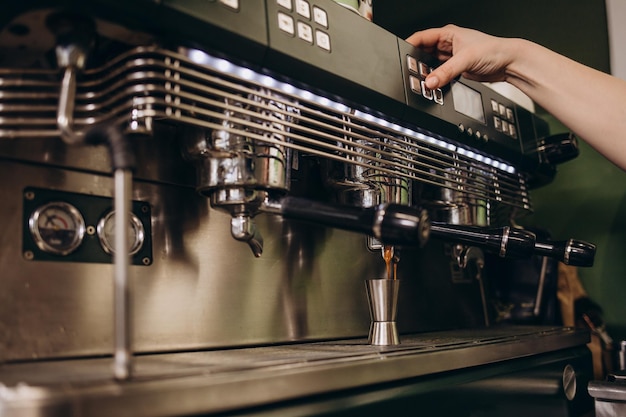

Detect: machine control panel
[406, 55, 444, 105]
[276, 0, 332, 51]
[397, 38, 534, 162]
[490, 98, 518, 139]
[22, 187, 152, 266]
[155, 0, 549, 168]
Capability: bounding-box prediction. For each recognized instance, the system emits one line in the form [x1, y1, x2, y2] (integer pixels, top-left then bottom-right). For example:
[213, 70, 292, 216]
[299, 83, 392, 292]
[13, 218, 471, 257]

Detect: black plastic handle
[539, 132, 579, 165]
[430, 222, 536, 259]
[535, 238, 596, 267]
[278, 197, 430, 247]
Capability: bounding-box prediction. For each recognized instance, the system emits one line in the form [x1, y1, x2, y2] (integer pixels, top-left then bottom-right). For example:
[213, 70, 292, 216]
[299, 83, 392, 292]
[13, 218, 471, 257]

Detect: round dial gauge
[97, 210, 145, 255]
[29, 201, 86, 255]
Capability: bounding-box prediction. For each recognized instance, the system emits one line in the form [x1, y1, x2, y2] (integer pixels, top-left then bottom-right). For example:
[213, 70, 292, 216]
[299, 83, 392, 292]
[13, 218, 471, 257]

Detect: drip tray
[0, 326, 588, 417]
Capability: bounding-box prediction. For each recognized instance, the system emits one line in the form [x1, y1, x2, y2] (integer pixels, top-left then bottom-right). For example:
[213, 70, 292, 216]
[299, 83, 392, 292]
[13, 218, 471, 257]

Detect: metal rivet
[24, 251, 34, 260]
[86, 225, 96, 235]
[142, 257, 151, 265]
[24, 191, 35, 200]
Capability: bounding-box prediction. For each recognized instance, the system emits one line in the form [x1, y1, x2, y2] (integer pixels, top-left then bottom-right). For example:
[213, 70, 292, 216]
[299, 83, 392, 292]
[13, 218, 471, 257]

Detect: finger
[405, 27, 450, 50]
[425, 56, 465, 89]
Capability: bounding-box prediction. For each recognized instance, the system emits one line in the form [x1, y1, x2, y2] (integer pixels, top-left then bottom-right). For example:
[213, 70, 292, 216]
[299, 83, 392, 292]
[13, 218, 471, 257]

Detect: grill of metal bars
[0, 45, 531, 211]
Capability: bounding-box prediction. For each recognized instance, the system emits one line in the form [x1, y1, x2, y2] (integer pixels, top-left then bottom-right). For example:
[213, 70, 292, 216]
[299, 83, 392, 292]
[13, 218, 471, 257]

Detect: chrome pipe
[113, 168, 133, 381]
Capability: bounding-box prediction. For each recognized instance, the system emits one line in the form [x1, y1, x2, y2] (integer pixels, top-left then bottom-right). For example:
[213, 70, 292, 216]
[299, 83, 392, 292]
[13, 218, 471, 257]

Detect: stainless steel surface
[365, 279, 400, 345]
[0, 45, 531, 217]
[113, 168, 132, 381]
[0, 159, 386, 360]
[0, 3, 596, 416]
[0, 326, 589, 417]
[589, 376, 626, 417]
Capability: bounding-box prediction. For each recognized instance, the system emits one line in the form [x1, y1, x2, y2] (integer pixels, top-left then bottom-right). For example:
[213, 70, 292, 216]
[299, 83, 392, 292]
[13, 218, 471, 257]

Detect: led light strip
[186, 48, 517, 175]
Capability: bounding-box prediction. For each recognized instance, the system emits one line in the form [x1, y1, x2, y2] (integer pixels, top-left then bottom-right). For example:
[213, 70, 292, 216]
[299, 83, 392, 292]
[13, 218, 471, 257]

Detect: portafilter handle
[534, 238, 596, 267]
[430, 222, 536, 259]
[270, 196, 430, 247]
[538, 132, 579, 165]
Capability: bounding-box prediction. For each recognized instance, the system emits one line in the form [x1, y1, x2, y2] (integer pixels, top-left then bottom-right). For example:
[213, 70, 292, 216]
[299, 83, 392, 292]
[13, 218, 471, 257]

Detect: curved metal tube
[57, 65, 84, 144]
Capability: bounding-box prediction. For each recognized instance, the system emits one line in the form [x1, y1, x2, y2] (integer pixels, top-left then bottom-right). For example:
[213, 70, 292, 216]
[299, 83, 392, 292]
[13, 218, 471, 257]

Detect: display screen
[451, 82, 486, 123]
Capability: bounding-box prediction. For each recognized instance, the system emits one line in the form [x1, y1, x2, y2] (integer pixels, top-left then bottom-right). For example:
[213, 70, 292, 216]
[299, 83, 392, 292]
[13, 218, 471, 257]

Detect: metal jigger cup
[365, 279, 400, 346]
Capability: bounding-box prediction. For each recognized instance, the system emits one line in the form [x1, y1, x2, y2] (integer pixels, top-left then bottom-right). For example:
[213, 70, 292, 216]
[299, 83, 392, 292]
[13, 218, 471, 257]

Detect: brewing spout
[230, 214, 264, 258]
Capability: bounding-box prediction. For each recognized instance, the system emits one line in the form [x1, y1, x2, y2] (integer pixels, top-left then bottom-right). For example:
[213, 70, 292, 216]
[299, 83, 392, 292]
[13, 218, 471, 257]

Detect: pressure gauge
[28, 201, 86, 255]
[97, 210, 145, 255]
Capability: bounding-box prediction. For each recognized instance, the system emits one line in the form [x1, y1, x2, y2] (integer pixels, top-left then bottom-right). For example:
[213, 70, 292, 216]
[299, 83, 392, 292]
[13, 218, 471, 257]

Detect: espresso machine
[0, 1, 598, 415]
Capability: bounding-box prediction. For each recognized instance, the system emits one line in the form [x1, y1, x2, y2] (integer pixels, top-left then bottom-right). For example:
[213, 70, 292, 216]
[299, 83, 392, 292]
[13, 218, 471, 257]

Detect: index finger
[405, 27, 451, 49]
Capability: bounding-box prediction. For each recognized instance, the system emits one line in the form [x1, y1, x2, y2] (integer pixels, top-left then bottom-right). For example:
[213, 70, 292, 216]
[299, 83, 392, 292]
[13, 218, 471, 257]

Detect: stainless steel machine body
[0, 1, 596, 415]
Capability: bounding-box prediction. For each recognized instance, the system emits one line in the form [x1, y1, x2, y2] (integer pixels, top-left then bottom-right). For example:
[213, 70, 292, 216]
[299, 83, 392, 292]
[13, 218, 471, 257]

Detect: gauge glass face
[97, 211, 145, 255]
[29, 202, 86, 255]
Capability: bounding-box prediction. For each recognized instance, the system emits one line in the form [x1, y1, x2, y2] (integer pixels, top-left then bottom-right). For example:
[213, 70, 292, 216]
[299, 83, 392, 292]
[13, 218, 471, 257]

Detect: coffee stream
[383, 245, 396, 280]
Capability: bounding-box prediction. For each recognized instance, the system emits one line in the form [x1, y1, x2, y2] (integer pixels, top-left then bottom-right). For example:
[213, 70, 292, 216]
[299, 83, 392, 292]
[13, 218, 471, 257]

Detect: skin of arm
[406, 24, 626, 170]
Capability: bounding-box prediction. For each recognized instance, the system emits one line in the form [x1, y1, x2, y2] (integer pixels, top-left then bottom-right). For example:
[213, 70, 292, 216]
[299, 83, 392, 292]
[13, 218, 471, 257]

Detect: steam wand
[47, 12, 96, 144]
[47, 12, 135, 380]
[85, 125, 136, 381]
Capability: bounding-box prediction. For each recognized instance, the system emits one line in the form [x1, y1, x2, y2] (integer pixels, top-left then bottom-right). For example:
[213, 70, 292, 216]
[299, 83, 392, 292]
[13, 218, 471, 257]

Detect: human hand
[406, 25, 517, 90]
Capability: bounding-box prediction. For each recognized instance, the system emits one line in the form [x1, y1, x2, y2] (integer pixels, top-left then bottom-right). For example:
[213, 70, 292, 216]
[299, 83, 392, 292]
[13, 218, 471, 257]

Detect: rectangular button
[433, 88, 444, 105]
[315, 30, 331, 51]
[420, 80, 433, 100]
[277, 0, 292, 10]
[297, 21, 313, 43]
[219, 0, 239, 10]
[409, 75, 421, 94]
[491, 99, 499, 113]
[277, 12, 295, 35]
[313, 6, 328, 27]
[418, 61, 430, 78]
[505, 107, 514, 122]
[407, 56, 418, 74]
[494, 116, 502, 130]
[295, 0, 311, 19]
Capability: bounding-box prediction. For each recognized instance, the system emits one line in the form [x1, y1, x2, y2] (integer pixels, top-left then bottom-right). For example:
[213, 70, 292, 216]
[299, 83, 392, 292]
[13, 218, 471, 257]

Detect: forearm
[504, 39, 626, 169]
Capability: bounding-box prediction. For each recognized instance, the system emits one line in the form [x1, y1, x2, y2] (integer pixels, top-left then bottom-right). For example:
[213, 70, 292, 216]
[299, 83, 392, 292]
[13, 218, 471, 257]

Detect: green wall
[527, 116, 626, 340]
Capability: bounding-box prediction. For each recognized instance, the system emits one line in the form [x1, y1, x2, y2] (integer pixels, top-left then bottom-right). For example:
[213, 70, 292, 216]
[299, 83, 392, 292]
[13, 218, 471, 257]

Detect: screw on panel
[86, 225, 96, 235]
[24, 251, 34, 260]
[142, 257, 151, 265]
[24, 191, 35, 200]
